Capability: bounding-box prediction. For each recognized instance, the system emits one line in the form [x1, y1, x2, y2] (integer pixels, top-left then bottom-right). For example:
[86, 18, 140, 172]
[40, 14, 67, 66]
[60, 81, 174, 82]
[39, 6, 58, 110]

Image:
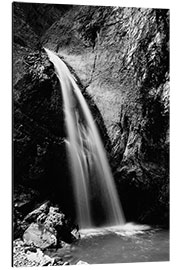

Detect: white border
[1, 0, 180, 270]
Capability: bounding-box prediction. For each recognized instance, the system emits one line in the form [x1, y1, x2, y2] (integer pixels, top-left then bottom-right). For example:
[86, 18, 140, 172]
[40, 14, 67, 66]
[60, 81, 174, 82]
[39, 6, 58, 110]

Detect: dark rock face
[13, 50, 68, 231]
[110, 9, 169, 226]
[13, 49, 73, 237]
[13, 2, 72, 37]
[13, 2, 40, 50]
[13, 49, 69, 209]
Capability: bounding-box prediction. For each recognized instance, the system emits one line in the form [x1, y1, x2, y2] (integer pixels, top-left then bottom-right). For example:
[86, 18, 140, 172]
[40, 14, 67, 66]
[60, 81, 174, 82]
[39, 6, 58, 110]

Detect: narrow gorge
[13, 2, 169, 266]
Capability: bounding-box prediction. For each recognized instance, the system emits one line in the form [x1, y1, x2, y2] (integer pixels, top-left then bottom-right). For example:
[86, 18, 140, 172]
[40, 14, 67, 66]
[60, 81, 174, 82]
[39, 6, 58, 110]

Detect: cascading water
[45, 48, 125, 229]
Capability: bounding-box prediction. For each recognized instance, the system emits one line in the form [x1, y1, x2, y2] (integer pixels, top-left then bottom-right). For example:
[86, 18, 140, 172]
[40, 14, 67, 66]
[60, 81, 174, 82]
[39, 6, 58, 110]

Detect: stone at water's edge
[77, 260, 89, 265]
[23, 223, 57, 249]
[22, 203, 80, 249]
[13, 239, 64, 267]
[26, 248, 54, 266]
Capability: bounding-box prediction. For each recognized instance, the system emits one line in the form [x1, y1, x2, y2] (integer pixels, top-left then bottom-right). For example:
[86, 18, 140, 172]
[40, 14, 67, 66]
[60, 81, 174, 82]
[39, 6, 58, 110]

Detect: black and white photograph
[12, 0, 170, 267]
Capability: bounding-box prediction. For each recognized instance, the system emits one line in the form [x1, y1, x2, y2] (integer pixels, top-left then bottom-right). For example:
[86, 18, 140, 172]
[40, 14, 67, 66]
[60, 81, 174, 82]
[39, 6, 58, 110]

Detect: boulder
[23, 223, 57, 249]
[77, 260, 89, 265]
[13, 185, 40, 239]
[26, 248, 54, 266]
[43, 206, 80, 244]
[24, 201, 50, 223]
[22, 203, 80, 248]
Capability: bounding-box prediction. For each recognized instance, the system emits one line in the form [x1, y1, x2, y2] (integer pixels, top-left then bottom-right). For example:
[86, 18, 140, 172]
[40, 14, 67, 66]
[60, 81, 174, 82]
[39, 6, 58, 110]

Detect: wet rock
[13, 239, 39, 267]
[52, 256, 64, 266]
[44, 206, 66, 232]
[22, 203, 80, 249]
[63, 261, 70, 265]
[13, 185, 40, 239]
[77, 260, 89, 265]
[43, 206, 80, 244]
[13, 239, 58, 267]
[71, 227, 81, 240]
[24, 246, 37, 253]
[24, 201, 50, 223]
[23, 222, 57, 249]
[26, 248, 54, 266]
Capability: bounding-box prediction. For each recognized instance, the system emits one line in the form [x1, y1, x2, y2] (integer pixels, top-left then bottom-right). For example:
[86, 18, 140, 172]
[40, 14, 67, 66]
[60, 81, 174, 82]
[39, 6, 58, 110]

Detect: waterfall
[45, 48, 125, 229]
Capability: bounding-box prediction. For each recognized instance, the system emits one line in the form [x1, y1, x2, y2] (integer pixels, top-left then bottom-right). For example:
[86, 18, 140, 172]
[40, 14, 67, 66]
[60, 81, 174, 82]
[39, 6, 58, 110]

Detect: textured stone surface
[23, 223, 57, 249]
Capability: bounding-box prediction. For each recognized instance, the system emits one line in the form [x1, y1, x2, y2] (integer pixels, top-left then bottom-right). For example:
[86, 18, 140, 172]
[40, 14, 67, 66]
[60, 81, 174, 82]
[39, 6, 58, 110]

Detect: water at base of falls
[45, 48, 125, 229]
[44, 225, 169, 264]
[79, 223, 151, 238]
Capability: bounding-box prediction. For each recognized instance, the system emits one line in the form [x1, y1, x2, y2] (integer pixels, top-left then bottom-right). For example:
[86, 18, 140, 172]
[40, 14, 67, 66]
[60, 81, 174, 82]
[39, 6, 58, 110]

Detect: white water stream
[45, 48, 125, 229]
